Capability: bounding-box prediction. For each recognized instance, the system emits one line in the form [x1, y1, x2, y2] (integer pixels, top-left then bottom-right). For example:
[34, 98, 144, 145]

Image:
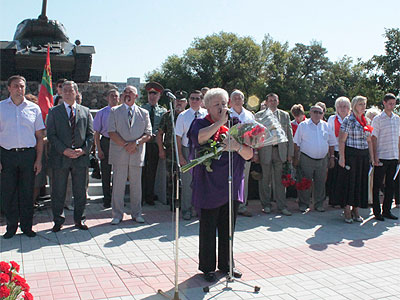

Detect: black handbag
[90, 154, 101, 179]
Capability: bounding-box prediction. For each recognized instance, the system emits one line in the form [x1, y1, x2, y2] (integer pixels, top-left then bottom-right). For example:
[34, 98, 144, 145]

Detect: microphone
[163, 89, 176, 100]
[220, 108, 231, 120]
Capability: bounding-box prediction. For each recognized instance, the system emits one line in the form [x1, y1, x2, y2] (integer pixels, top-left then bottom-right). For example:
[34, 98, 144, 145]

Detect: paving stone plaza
[1, 186, 399, 300]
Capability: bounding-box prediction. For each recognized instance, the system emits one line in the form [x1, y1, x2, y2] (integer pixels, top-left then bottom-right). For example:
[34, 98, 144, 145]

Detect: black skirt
[327, 151, 341, 206]
[338, 146, 369, 208]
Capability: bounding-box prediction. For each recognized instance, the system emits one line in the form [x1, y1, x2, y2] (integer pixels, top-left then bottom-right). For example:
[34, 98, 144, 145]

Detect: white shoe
[111, 218, 121, 225]
[134, 216, 145, 223]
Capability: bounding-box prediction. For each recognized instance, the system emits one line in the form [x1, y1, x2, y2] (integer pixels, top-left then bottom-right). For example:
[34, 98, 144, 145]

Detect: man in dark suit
[47, 81, 94, 232]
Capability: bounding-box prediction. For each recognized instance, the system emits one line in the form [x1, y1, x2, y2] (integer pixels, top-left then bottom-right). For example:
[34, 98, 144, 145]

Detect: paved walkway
[1, 198, 399, 300]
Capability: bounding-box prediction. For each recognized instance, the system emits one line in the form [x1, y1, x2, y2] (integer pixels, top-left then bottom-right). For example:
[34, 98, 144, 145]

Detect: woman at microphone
[187, 88, 253, 282]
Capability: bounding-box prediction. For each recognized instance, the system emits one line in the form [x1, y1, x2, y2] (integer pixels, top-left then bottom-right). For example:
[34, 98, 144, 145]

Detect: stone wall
[0, 81, 118, 109]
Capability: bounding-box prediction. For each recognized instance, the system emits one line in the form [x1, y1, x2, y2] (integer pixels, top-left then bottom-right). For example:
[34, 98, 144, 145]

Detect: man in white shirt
[175, 90, 207, 220]
[293, 105, 336, 212]
[371, 93, 400, 221]
[1, 75, 45, 239]
[229, 90, 255, 217]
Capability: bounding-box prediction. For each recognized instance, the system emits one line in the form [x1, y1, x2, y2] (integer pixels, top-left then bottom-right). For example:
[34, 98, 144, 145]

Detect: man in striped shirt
[371, 93, 400, 221]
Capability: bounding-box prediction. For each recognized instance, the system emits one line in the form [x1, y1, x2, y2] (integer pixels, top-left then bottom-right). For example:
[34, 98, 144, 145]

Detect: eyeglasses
[190, 97, 201, 101]
[148, 91, 158, 95]
[311, 111, 323, 115]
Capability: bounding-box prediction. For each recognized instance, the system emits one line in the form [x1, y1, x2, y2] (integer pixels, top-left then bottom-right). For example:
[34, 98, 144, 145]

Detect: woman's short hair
[365, 106, 381, 121]
[25, 94, 38, 104]
[334, 96, 351, 110]
[204, 88, 229, 108]
[351, 95, 367, 113]
[290, 104, 305, 117]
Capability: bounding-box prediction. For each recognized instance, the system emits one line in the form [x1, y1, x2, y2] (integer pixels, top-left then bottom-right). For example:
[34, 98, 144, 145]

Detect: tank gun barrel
[38, 0, 48, 21]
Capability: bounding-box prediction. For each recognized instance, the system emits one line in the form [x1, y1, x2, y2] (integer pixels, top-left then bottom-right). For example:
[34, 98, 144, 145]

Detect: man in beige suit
[108, 86, 152, 224]
[254, 93, 294, 216]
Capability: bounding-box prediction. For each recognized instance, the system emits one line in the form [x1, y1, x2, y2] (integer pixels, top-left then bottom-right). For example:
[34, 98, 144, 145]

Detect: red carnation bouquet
[182, 119, 288, 173]
[295, 177, 312, 191]
[281, 162, 296, 188]
[0, 261, 33, 300]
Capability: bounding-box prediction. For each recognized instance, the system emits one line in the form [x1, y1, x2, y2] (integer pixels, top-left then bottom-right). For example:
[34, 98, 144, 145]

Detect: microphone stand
[203, 114, 260, 294]
[158, 96, 182, 300]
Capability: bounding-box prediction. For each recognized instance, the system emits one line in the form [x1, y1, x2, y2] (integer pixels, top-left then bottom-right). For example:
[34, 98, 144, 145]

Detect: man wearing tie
[108, 86, 152, 224]
[47, 81, 94, 232]
[141, 82, 167, 205]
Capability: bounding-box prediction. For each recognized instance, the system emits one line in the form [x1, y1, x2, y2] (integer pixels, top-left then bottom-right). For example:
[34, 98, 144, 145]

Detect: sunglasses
[190, 97, 201, 101]
[311, 110, 323, 115]
[148, 91, 158, 95]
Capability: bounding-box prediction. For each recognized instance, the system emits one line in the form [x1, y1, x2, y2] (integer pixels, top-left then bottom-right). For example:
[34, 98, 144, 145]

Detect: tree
[367, 28, 400, 95]
[146, 32, 263, 98]
[145, 30, 393, 111]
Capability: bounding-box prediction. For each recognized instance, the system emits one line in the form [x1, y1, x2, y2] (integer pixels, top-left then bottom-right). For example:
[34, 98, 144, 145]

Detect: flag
[38, 45, 54, 122]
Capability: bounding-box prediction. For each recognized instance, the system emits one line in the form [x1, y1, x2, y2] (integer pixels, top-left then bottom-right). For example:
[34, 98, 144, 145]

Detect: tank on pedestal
[0, 0, 95, 82]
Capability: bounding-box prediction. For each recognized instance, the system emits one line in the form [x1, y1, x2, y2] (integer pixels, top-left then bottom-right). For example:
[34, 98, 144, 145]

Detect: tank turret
[0, 0, 95, 82]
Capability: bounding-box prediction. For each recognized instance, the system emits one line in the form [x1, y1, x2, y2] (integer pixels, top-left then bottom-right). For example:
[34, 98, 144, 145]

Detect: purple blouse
[188, 118, 245, 211]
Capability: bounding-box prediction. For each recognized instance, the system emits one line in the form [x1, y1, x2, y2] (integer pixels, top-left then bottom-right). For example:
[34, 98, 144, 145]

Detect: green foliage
[368, 28, 400, 95]
[146, 29, 399, 111]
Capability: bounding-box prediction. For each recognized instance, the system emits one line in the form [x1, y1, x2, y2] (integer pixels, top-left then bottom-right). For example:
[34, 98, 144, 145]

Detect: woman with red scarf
[327, 97, 351, 207]
[188, 88, 253, 282]
[290, 104, 306, 137]
[338, 96, 374, 223]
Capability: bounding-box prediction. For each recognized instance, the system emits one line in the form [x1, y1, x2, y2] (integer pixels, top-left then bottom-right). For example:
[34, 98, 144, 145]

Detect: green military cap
[145, 82, 164, 93]
[175, 90, 188, 100]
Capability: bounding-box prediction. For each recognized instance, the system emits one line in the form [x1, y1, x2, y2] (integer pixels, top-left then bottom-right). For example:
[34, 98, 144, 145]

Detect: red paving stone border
[21, 234, 400, 300]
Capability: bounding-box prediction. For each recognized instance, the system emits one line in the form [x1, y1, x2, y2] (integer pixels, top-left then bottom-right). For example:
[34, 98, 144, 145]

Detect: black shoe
[23, 230, 36, 238]
[375, 214, 385, 221]
[74, 222, 89, 230]
[146, 199, 155, 206]
[103, 202, 111, 209]
[382, 212, 398, 220]
[221, 268, 242, 279]
[203, 272, 217, 282]
[52, 224, 63, 232]
[3, 231, 16, 239]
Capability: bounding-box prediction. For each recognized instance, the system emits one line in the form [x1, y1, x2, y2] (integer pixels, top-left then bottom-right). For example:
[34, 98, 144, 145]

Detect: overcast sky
[1, 0, 399, 82]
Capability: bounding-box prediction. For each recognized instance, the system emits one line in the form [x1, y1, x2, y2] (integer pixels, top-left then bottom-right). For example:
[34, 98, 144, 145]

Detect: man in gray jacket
[108, 86, 152, 225]
[254, 93, 294, 216]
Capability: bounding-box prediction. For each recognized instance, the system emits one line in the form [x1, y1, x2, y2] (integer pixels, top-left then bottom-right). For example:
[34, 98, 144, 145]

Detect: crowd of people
[1, 74, 399, 282]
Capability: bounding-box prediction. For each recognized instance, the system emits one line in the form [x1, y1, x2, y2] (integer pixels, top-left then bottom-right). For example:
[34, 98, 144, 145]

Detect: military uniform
[141, 82, 167, 205]
[158, 111, 180, 205]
